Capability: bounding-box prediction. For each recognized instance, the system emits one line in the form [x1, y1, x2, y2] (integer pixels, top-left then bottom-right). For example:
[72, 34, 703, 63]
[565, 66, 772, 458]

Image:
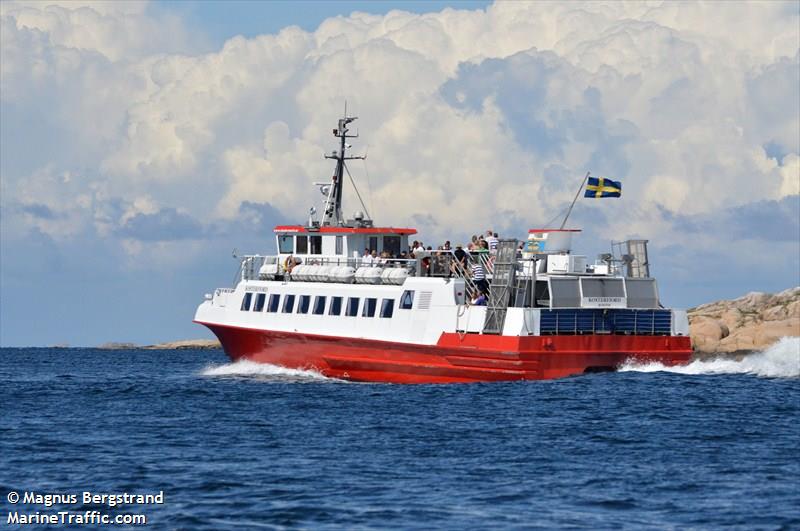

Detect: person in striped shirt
[470, 261, 489, 295]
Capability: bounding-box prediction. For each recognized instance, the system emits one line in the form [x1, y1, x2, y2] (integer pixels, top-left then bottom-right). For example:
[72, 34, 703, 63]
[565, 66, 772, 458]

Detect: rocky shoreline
[96, 339, 222, 350]
[688, 287, 799, 354]
[94, 287, 799, 354]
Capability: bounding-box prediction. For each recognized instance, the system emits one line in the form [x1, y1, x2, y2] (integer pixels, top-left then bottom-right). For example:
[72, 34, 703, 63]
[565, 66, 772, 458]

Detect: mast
[321, 109, 363, 226]
[559, 171, 590, 230]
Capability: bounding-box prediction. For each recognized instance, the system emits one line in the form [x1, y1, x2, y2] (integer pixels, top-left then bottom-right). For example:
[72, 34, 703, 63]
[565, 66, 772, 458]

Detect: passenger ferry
[194, 114, 692, 383]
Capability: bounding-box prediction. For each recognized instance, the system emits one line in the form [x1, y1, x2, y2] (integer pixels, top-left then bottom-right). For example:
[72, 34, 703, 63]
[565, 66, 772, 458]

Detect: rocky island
[688, 287, 799, 354]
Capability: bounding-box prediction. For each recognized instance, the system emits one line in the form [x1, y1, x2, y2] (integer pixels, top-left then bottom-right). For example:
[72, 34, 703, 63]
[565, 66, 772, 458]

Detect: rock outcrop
[688, 287, 800, 353]
[97, 339, 221, 349]
[143, 339, 221, 350]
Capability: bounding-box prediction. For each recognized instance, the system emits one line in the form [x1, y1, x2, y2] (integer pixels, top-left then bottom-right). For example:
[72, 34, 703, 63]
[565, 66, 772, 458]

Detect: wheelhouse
[273, 225, 417, 259]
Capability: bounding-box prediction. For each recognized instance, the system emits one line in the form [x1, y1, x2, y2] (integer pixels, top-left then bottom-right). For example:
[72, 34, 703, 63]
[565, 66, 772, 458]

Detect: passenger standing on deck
[470, 260, 489, 295]
[452, 244, 468, 275]
[486, 231, 499, 254]
[413, 241, 425, 255]
[362, 249, 375, 267]
[454, 243, 468, 263]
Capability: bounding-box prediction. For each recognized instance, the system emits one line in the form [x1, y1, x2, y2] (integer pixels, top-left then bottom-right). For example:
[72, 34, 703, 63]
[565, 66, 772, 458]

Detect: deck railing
[237, 250, 500, 292]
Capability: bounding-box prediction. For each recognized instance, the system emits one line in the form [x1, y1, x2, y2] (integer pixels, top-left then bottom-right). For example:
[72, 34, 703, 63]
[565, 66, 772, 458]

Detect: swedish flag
[584, 176, 621, 198]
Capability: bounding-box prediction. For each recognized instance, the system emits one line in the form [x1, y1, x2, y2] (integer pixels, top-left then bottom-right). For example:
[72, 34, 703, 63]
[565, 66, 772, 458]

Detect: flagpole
[559, 171, 590, 229]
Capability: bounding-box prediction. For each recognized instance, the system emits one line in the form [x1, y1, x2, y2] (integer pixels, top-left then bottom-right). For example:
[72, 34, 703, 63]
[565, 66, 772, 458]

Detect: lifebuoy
[284, 255, 295, 273]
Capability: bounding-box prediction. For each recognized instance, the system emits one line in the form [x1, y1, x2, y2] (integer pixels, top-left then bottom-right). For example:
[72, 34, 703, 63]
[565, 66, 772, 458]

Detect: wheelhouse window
[380, 298, 395, 318]
[240, 292, 253, 311]
[282, 294, 296, 313]
[399, 290, 414, 310]
[253, 293, 266, 312]
[296, 235, 308, 254]
[298, 295, 311, 314]
[278, 235, 294, 254]
[329, 296, 343, 316]
[346, 297, 359, 316]
[368, 236, 378, 254]
[362, 298, 377, 317]
[310, 235, 322, 255]
[335, 235, 343, 255]
[383, 235, 401, 257]
[313, 296, 326, 315]
[267, 294, 280, 313]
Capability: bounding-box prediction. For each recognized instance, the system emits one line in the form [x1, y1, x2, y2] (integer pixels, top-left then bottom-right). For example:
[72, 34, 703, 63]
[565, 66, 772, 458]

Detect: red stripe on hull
[196, 321, 692, 383]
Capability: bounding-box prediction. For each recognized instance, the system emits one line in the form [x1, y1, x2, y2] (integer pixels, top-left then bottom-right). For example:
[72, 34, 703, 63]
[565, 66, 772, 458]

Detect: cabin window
[310, 235, 322, 254]
[380, 298, 395, 318]
[282, 294, 296, 313]
[313, 296, 326, 315]
[296, 235, 308, 254]
[362, 298, 377, 317]
[278, 235, 294, 254]
[548, 278, 580, 308]
[383, 235, 401, 257]
[624, 278, 659, 309]
[329, 296, 343, 316]
[580, 278, 625, 298]
[399, 290, 414, 310]
[335, 235, 343, 255]
[368, 236, 378, 253]
[534, 281, 550, 307]
[298, 295, 311, 314]
[240, 292, 253, 311]
[267, 294, 280, 313]
[346, 297, 359, 316]
[253, 293, 266, 312]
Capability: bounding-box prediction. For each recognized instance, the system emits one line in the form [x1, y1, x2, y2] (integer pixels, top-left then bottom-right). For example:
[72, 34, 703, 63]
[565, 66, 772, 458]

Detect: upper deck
[239, 233, 661, 313]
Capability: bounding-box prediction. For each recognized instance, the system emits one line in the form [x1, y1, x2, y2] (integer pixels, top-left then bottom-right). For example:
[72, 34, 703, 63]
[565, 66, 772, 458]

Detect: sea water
[1, 339, 798, 529]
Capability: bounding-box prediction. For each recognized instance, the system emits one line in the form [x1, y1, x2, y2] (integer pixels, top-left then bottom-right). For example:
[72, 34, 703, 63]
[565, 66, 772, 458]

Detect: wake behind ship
[194, 113, 691, 382]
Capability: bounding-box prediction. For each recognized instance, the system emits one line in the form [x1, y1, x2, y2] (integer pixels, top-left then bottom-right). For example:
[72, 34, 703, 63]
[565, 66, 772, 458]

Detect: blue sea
[2, 340, 799, 530]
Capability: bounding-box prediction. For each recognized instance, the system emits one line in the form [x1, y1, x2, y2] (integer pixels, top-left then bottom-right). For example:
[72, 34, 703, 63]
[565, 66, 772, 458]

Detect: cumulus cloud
[1, 0, 799, 344]
[4, 1, 798, 234]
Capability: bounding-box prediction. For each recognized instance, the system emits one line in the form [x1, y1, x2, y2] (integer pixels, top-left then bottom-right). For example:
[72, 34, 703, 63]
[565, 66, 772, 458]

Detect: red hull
[197, 321, 692, 383]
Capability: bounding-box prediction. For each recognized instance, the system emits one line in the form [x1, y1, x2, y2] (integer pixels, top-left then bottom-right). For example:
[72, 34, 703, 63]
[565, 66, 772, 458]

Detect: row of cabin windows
[279, 235, 322, 255]
[240, 290, 415, 318]
[278, 234, 403, 256]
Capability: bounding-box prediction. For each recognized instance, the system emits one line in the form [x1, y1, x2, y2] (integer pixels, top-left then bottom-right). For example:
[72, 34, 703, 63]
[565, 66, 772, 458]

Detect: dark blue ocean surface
[2, 346, 799, 530]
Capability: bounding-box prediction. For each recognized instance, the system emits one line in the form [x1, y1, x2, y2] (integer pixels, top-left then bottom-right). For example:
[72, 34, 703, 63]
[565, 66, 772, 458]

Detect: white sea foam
[619, 337, 800, 378]
[201, 360, 333, 381]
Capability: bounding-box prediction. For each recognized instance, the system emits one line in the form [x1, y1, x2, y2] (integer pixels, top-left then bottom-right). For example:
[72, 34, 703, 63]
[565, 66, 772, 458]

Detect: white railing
[235, 248, 621, 287]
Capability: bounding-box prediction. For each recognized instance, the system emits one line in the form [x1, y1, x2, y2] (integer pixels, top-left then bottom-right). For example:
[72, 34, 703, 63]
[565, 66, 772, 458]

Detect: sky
[1, 0, 798, 347]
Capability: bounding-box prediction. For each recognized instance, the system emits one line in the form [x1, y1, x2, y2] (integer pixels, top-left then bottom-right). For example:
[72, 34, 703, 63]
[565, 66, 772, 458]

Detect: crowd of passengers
[281, 230, 511, 306]
[358, 229, 503, 305]
[361, 230, 500, 262]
